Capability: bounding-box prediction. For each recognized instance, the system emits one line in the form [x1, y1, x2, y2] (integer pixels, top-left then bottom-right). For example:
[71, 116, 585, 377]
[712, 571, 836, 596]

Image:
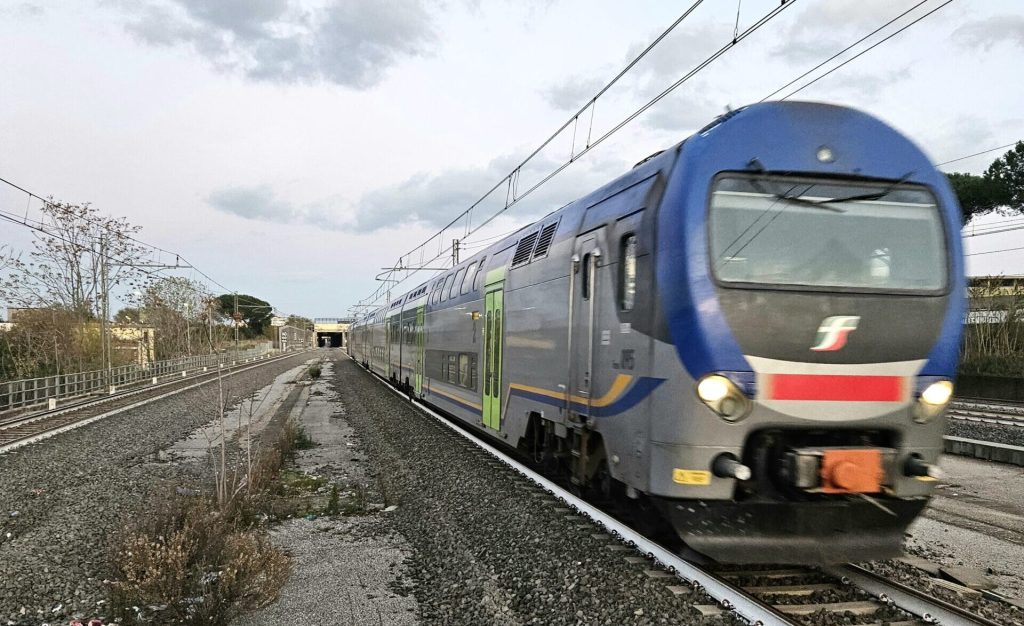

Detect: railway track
[949, 400, 1024, 427]
[357, 360, 1009, 626]
[0, 351, 312, 454]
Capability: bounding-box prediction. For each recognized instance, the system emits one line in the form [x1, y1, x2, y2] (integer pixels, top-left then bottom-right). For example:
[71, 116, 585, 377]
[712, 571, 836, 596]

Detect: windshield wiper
[799, 171, 915, 206]
[748, 179, 846, 212]
[748, 171, 915, 211]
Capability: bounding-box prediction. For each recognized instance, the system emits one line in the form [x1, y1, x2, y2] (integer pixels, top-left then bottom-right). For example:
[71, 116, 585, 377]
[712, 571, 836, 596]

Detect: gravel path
[328, 354, 733, 626]
[233, 358, 418, 625]
[0, 352, 313, 625]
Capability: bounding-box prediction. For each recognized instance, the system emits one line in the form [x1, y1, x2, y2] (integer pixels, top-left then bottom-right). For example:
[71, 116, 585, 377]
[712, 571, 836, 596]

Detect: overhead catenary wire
[937, 142, 1020, 167]
[759, 0, 931, 103]
[0, 177, 235, 294]
[967, 245, 1024, 257]
[779, 0, 953, 101]
[358, 0, 799, 310]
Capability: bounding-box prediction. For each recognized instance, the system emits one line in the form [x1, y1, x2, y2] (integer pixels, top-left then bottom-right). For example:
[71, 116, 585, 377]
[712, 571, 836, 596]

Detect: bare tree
[130, 276, 215, 358]
[0, 200, 150, 317]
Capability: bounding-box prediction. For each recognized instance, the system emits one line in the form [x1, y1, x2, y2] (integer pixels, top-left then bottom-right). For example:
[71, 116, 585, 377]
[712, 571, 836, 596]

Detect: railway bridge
[314, 317, 351, 348]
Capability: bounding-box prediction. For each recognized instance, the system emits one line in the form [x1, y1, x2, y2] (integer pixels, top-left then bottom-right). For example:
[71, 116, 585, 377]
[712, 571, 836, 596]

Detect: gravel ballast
[947, 419, 1024, 447]
[327, 354, 734, 625]
[0, 352, 313, 625]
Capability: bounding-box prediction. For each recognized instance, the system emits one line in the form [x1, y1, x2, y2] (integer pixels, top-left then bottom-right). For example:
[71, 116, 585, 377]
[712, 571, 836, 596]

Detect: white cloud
[116, 0, 438, 88]
[541, 76, 603, 111]
[954, 14, 1024, 51]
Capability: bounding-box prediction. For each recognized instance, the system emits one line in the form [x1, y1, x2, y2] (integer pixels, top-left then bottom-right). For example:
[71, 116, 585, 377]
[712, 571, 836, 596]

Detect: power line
[967, 245, 1024, 257]
[0, 177, 234, 294]
[359, 0, 798, 309]
[964, 222, 1024, 238]
[937, 141, 1019, 167]
[780, 0, 953, 100]
[759, 0, 930, 103]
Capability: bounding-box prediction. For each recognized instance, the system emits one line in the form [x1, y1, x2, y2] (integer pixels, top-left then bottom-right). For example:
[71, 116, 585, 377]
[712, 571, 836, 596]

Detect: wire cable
[781, 0, 953, 100]
[967, 245, 1024, 257]
[759, 0, 930, 103]
[358, 0, 799, 309]
[0, 179, 235, 294]
[937, 142, 1020, 167]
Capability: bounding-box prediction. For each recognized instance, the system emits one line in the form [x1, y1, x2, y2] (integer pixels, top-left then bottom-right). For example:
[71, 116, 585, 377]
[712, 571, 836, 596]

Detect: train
[349, 101, 965, 564]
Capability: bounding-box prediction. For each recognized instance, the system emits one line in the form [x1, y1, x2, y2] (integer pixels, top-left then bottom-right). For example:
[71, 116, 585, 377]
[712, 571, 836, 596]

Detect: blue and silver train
[349, 101, 965, 563]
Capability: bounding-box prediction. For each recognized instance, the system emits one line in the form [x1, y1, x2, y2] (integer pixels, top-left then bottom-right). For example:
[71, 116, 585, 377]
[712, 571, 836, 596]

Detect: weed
[308, 364, 322, 379]
[292, 423, 317, 450]
[110, 491, 289, 625]
[325, 484, 340, 516]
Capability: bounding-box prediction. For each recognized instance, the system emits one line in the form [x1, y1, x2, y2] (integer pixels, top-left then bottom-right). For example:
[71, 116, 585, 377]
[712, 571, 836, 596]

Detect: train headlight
[914, 380, 953, 423]
[697, 375, 731, 403]
[696, 375, 750, 422]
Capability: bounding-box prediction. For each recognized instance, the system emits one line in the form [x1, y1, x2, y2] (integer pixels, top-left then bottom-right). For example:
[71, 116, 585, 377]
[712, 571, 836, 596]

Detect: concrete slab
[231, 359, 419, 625]
[896, 556, 942, 576]
[168, 359, 316, 460]
[940, 566, 996, 590]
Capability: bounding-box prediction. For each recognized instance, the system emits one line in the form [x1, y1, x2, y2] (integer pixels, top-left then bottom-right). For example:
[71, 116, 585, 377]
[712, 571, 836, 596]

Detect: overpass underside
[313, 319, 350, 348]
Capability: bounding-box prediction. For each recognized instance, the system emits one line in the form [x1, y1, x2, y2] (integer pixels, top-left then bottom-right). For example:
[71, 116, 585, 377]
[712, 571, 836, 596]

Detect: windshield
[709, 175, 947, 292]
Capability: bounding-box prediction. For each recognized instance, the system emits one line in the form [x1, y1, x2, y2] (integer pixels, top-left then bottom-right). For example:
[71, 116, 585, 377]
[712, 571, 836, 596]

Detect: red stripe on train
[767, 374, 904, 402]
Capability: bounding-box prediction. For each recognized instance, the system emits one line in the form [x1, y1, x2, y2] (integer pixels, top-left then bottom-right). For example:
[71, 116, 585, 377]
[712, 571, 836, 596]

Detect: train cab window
[581, 253, 592, 300]
[473, 257, 487, 290]
[461, 262, 477, 295]
[620, 234, 637, 311]
[709, 175, 947, 292]
[441, 274, 455, 301]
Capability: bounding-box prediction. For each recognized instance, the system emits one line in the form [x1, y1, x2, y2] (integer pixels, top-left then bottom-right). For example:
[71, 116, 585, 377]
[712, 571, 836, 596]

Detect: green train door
[483, 279, 505, 430]
[414, 306, 425, 395]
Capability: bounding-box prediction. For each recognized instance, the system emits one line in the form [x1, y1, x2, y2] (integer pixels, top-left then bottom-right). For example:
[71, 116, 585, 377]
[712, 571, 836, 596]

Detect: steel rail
[826, 564, 1004, 626]
[0, 351, 313, 454]
[356, 355, 1008, 625]
[0, 352, 287, 431]
[364, 358, 797, 626]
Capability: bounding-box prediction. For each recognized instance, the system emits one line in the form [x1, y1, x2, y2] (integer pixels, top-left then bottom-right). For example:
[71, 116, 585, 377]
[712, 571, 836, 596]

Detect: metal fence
[0, 343, 279, 414]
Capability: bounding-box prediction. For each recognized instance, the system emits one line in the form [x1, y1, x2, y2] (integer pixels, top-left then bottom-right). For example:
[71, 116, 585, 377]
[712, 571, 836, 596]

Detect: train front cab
[649, 102, 966, 563]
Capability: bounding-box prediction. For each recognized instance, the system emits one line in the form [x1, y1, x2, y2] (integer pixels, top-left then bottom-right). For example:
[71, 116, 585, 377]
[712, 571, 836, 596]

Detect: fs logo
[810, 316, 860, 352]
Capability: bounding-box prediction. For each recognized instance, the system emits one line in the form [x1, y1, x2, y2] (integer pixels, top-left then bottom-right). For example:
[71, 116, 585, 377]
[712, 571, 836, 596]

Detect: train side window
[461, 262, 477, 295]
[450, 267, 467, 299]
[621, 234, 637, 311]
[447, 354, 458, 383]
[473, 257, 487, 290]
[581, 253, 592, 300]
[458, 353, 471, 387]
[441, 274, 455, 301]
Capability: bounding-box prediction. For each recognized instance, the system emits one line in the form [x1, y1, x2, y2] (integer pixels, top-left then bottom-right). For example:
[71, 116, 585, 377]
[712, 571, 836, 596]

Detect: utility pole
[452, 239, 460, 265]
[100, 236, 111, 388]
[233, 292, 239, 350]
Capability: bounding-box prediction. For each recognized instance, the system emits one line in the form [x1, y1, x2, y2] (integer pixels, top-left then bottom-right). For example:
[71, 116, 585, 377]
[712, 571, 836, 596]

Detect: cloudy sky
[1, 0, 1022, 317]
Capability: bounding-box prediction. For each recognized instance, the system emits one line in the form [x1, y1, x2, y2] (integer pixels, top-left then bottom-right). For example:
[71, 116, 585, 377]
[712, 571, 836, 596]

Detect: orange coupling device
[819, 449, 884, 494]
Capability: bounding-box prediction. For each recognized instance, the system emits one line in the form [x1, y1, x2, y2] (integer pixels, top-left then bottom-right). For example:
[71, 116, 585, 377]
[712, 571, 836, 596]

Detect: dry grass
[108, 420, 310, 625]
[109, 493, 289, 624]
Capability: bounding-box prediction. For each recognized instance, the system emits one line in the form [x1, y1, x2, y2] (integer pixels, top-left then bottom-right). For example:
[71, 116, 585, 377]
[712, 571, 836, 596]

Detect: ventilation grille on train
[511, 231, 539, 267]
[532, 222, 558, 259]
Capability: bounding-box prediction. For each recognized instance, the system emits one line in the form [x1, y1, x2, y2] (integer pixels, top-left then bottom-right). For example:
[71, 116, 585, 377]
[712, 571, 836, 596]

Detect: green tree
[985, 141, 1024, 207]
[946, 172, 1010, 224]
[114, 307, 142, 323]
[285, 314, 313, 329]
[947, 142, 1024, 224]
[215, 293, 273, 338]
